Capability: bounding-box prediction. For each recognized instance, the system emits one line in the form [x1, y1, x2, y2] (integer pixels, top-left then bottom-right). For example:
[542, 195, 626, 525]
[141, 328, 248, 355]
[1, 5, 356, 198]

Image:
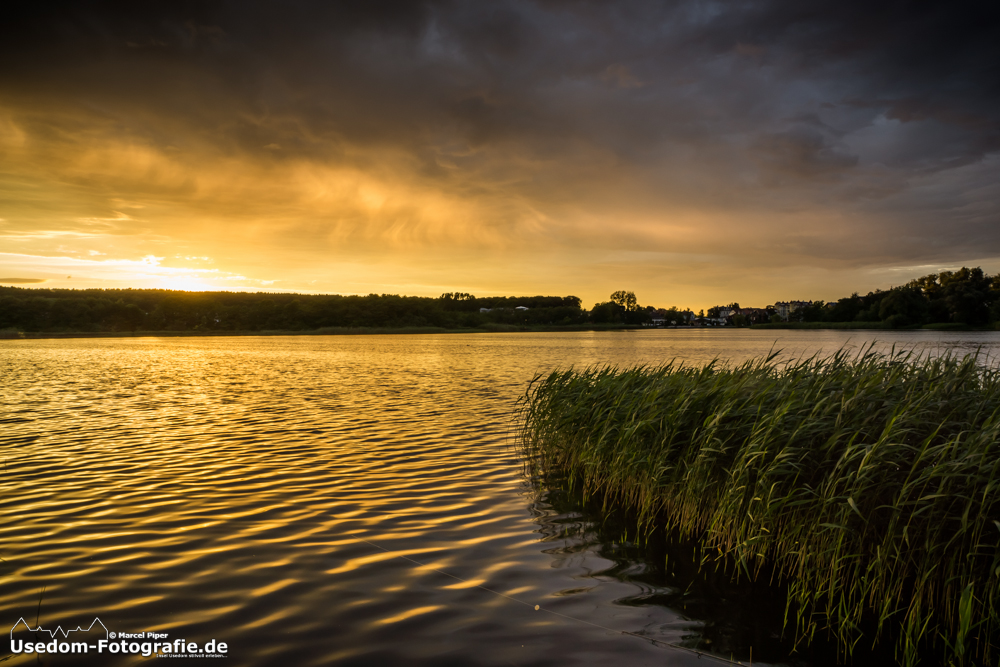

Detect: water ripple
[3, 331, 998, 665]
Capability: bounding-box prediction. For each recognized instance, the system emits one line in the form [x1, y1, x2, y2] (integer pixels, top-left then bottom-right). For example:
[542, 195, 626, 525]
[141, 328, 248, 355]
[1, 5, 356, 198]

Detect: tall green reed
[517, 346, 1000, 666]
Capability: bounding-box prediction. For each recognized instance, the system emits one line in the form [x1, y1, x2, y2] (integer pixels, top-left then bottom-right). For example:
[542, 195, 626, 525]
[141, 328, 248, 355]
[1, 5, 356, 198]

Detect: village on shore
[646, 300, 810, 327]
[644, 266, 1000, 328]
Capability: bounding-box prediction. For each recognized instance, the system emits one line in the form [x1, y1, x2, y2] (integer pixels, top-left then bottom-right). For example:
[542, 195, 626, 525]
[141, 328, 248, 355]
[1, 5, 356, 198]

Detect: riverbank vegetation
[518, 347, 1000, 665]
[0, 285, 704, 335]
[0, 287, 589, 333]
[751, 321, 989, 331]
[758, 267, 1000, 329]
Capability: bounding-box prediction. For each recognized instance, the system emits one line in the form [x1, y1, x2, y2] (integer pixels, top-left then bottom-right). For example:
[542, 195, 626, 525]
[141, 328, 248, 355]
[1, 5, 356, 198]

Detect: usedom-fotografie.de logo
[10, 617, 229, 658]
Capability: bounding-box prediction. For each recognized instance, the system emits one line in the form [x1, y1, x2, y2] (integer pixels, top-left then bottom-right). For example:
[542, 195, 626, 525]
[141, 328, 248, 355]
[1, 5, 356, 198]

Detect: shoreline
[750, 321, 998, 331]
[0, 324, 636, 340]
[3, 322, 999, 340]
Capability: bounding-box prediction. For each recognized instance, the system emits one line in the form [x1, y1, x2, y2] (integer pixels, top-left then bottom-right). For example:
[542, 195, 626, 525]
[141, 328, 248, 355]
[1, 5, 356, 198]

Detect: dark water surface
[3, 330, 999, 666]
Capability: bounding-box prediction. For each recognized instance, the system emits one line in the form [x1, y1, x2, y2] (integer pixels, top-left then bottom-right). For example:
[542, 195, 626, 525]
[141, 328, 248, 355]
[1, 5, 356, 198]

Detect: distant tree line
[0, 288, 590, 333]
[796, 267, 1000, 327]
[26, 271, 993, 334]
[585, 291, 697, 326]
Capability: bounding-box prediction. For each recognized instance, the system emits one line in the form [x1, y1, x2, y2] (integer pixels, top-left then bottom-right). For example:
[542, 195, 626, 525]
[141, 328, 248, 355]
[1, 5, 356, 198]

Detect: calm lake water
[2, 329, 999, 666]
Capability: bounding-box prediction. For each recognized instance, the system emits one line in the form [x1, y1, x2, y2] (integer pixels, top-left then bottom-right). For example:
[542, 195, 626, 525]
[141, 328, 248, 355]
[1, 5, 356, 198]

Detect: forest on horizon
[1, 266, 999, 333]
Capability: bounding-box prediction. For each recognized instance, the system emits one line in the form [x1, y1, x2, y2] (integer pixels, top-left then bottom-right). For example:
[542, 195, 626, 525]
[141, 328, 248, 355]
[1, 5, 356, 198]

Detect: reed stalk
[517, 345, 1000, 665]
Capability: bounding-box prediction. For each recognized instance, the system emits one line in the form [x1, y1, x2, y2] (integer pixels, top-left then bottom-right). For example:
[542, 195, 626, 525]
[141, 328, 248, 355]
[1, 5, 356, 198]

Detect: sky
[1, 1, 999, 310]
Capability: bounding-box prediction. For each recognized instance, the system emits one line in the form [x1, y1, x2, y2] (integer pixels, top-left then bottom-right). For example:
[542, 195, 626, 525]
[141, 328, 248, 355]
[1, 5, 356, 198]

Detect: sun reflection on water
[2, 330, 998, 665]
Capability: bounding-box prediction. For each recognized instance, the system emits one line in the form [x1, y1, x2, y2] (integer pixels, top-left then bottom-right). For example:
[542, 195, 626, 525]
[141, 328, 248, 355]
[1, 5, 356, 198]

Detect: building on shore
[772, 301, 813, 321]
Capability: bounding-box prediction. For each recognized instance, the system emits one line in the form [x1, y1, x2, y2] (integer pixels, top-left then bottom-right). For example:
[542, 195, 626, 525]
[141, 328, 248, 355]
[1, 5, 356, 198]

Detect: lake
[2, 329, 999, 665]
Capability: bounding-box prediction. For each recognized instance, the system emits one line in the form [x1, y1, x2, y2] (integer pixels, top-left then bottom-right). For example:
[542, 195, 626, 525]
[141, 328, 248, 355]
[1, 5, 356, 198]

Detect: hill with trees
[790, 267, 1000, 328]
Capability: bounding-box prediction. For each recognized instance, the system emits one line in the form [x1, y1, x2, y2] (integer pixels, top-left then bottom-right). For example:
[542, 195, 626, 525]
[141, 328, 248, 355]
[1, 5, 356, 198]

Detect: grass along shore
[751, 321, 999, 330]
[5, 322, 997, 339]
[517, 347, 1000, 665]
[0, 323, 639, 340]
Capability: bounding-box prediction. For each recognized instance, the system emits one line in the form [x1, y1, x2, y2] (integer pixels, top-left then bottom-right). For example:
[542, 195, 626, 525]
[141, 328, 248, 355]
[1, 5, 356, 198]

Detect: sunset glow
[2, 2, 998, 308]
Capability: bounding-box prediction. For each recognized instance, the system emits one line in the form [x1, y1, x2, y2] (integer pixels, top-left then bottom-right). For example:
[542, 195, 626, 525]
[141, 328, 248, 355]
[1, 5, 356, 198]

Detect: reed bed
[517, 346, 1000, 665]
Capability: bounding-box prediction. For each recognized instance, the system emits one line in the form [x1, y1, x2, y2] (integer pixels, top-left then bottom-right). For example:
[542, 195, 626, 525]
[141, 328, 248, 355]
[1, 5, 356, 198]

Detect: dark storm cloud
[5, 1, 997, 163]
[2, 0, 999, 275]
